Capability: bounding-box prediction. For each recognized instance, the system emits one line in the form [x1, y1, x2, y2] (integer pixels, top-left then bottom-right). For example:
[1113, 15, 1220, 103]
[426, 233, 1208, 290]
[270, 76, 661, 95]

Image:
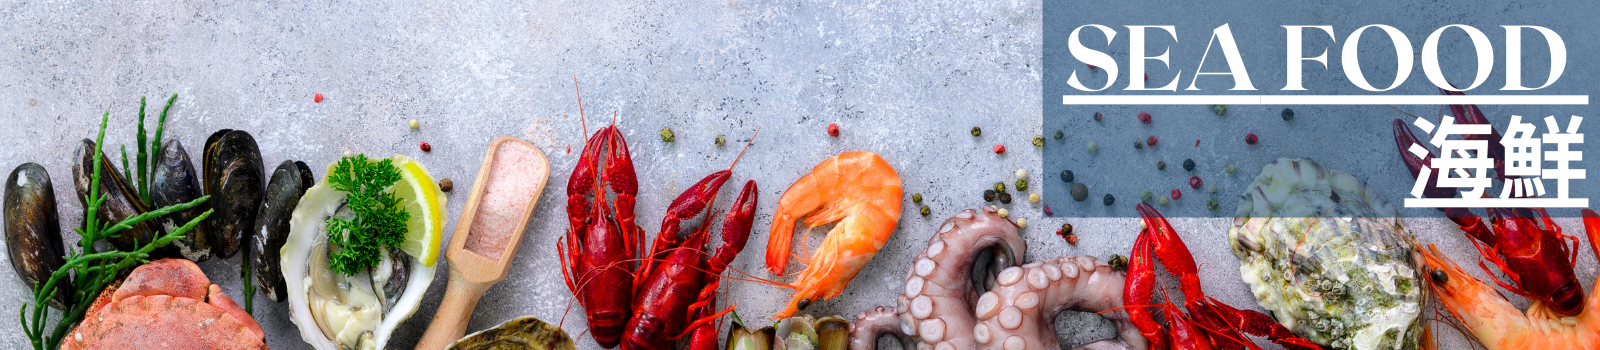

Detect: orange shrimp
[1415, 209, 1600, 349]
[765, 151, 902, 319]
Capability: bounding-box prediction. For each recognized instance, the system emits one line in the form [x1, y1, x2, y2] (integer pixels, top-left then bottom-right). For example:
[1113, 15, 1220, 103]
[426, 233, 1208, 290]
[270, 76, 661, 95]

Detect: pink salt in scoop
[416, 136, 550, 350]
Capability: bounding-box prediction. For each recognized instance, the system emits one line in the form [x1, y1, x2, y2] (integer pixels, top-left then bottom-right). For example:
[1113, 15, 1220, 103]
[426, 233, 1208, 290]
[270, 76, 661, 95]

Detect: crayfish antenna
[574, 76, 588, 137]
[727, 127, 761, 172]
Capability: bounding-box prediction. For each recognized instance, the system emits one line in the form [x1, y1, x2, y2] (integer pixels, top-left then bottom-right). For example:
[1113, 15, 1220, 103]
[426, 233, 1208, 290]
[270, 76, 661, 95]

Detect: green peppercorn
[912, 193, 923, 203]
[1157, 160, 1166, 170]
[920, 205, 931, 217]
[1207, 199, 1220, 211]
[1282, 108, 1295, 121]
[1206, 184, 1217, 194]
[1226, 165, 1237, 174]
[1103, 194, 1115, 206]
[984, 190, 997, 202]
[1183, 158, 1196, 171]
[998, 192, 1013, 204]
[1140, 190, 1153, 203]
[1158, 196, 1170, 205]
[1134, 139, 1143, 150]
[1015, 179, 1029, 192]
[1071, 183, 1088, 202]
[1033, 135, 1045, 147]
[971, 126, 982, 136]
[1053, 130, 1064, 140]
[715, 135, 726, 146]
[660, 127, 676, 142]
[1061, 170, 1075, 183]
[1087, 141, 1098, 152]
[1108, 254, 1128, 271]
[994, 182, 1006, 192]
[1213, 104, 1227, 116]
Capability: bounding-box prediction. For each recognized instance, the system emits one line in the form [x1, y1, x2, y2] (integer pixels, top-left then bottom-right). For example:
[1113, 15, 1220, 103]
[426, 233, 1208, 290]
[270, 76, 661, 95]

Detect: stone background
[0, 0, 1590, 349]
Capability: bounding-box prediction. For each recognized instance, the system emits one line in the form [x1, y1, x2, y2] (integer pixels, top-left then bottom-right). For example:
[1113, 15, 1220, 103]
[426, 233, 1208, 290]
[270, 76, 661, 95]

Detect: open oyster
[1228, 158, 1424, 350]
[282, 155, 442, 350]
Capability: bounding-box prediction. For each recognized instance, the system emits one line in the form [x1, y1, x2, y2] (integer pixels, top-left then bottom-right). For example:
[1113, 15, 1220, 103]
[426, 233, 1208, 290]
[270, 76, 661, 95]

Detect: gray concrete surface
[0, 0, 1590, 349]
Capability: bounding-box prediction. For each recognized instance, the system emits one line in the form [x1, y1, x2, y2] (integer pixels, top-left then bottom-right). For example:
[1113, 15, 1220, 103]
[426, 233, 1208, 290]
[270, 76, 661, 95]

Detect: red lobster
[1391, 89, 1586, 315]
[1124, 203, 1321, 350]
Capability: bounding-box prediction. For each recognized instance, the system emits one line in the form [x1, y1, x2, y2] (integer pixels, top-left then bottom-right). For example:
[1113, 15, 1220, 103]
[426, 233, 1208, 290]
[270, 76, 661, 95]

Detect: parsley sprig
[324, 154, 410, 275]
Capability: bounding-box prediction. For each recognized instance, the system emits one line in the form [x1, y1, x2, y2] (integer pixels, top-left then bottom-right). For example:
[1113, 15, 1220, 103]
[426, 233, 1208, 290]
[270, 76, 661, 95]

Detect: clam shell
[151, 139, 211, 261]
[72, 139, 163, 254]
[251, 160, 312, 302]
[446, 316, 575, 350]
[4, 163, 70, 309]
[203, 129, 264, 259]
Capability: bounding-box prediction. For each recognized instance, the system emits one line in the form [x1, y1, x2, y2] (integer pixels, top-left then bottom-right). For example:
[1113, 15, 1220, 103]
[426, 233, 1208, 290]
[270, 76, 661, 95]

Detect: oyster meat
[1228, 158, 1424, 350]
[282, 156, 440, 350]
[446, 316, 576, 350]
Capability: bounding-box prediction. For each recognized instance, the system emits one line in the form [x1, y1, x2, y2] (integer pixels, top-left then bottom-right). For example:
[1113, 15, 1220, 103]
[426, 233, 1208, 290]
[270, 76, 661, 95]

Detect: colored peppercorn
[1141, 190, 1153, 203]
[994, 144, 1006, 154]
[1033, 135, 1045, 147]
[1087, 141, 1098, 152]
[1183, 158, 1195, 171]
[1226, 165, 1237, 174]
[920, 205, 931, 217]
[997, 208, 1010, 218]
[1061, 170, 1075, 183]
[1065, 234, 1079, 246]
[1043, 205, 1054, 216]
[1213, 104, 1227, 116]
[1189, 176, 1203, 189]
[1158, 196, 1170, 206]
[971, 126, 982, 136]
[1028, 193, 1040, 204]
[660, 128, 676, 142]
[1134, 139, 1144, 150]
[715, 135, 726, 146]
[1157, 161, 1166, 170]
[1054, 130, 1064, 140]
[1016, 169, 1027, 179]
[314, 93, 324, 103]
[827, 123, 840, 137]
[1146, 135, 1158, 147]
[1138, 112, 1152, 124]
[1245, 134, 1258, 145]
[994, 182, 1006, 192]
[1015, 179, 1029, 192]
[1071, 183, 1088, 202]
[1171, 189, 1182, 200]
[1059, 223, 1074, 236]
[1206, 184, 1217, 194]
[1108, 254, 1128, 271]
[1103, 194, 1115, 206]
[984, 190, 997, 202]
[409, 119, 420, 129]
[1207, 199, 1220, 211]
[1282, 108, 1295, 121]
[438, 178, 454, 192]
[1016, 218, 1027, 228]
[912, 193, 923, 203]
[1093, 112, 1103, 121]
[998, 192, 1013, 204]
[420, 141, 432, 152]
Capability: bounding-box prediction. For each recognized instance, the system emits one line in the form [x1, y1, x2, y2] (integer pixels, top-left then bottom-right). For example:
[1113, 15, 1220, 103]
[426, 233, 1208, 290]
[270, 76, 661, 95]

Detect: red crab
[61, 259, 266, 350]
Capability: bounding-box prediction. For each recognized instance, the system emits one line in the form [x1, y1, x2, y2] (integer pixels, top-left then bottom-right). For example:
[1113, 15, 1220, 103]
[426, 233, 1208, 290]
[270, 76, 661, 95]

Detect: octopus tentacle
[850, 306, 916, 350]
[974, 256, 1147, 350]
[904, 207, 1026, 349]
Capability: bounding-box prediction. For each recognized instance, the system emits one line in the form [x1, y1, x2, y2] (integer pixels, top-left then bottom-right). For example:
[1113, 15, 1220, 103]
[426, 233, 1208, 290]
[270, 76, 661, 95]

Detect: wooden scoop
[417, 136, 551, 350]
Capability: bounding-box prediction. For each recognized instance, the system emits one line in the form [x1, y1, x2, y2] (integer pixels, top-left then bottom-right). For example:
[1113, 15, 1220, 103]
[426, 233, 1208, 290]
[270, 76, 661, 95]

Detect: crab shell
[60, 259, 266, 350]
[280, 159, 437, 350]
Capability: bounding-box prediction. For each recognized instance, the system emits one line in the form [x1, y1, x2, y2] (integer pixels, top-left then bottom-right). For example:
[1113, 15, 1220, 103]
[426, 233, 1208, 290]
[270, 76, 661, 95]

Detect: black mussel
[5, 163, 70, 309]
[72, 139, 165, 254]
[203, 129, 264, 259]
[252, 160, 312, 302]
[151, 139, 211, 261]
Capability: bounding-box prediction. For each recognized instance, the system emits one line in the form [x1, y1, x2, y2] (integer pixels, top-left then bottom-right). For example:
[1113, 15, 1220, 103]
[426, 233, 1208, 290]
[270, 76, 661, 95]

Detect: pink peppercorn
[1189, 176, 1203, 189]
[1171, 189, 1182, 200]
[314, 93, 324, 103]
[1245, 134, 1259, 145]
[1138, 112, 1152, 124]
[1146, 136, 1158, 147]
[994, 144, 1006, 154]
[420, 141, 432, 152]
[827, 123, 840, 137]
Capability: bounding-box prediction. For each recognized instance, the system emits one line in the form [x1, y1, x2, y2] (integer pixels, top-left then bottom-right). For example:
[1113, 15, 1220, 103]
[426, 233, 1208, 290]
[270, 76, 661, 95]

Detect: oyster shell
[282, 157, 439, 350]
[1228, 158, 1424, 350]
[446, 316, 576, 350]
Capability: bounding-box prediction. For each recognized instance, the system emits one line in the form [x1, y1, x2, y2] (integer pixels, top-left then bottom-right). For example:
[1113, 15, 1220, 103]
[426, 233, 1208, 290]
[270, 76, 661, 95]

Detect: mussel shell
[446, 316, 576, 350]
[203, 129, 264, 259]
[72, 139, 164, 255]
[252, 159, 312, 302]
[4, 163, 70, 309]
[151, 139, 211, 261]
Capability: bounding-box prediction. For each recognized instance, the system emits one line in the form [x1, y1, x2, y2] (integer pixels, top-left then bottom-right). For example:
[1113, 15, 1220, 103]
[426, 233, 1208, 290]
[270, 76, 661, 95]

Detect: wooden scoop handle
[416, 266, 492, 350]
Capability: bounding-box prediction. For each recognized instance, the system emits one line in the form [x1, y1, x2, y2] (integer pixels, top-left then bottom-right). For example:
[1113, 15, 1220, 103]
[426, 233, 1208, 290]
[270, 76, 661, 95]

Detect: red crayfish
[1391, 89, 1586, 315]
[557, 80, 761, 350]
[1123, 203, 1321, 350]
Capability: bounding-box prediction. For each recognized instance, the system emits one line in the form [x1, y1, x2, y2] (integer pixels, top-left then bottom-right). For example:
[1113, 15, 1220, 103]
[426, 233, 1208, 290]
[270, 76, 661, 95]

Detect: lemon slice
[387, 155, 445, 266]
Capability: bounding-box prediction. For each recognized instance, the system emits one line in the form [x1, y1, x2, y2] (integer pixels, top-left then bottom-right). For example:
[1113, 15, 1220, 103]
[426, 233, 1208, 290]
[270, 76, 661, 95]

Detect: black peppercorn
[1157, 161, 1166, 170]
[1060, 170, 1075, 183]
[1053, 130, 1064, 140]
[1282, 108, 1295, 121]
[984, 190, 997, 202]
[1103, 194, 1115, 206]
[998, 192, 1013, 204]
[1183, 158, 1196, 172]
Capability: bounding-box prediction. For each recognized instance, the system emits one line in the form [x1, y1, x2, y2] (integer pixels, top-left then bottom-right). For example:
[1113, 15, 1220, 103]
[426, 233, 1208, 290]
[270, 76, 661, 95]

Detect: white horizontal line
[1062, 95, 1589, 105]
[1404, 198, 1589, 208]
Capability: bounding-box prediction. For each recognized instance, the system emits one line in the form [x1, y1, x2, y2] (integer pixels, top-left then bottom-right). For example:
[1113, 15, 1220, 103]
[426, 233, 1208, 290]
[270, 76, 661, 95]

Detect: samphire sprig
[324, 154, 409, 276]
[20, 110, 212, 350]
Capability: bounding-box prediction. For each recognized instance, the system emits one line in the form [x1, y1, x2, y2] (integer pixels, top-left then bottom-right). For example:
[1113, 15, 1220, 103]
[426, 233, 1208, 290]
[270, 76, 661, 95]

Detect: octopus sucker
[849, 208, 1145, 350]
